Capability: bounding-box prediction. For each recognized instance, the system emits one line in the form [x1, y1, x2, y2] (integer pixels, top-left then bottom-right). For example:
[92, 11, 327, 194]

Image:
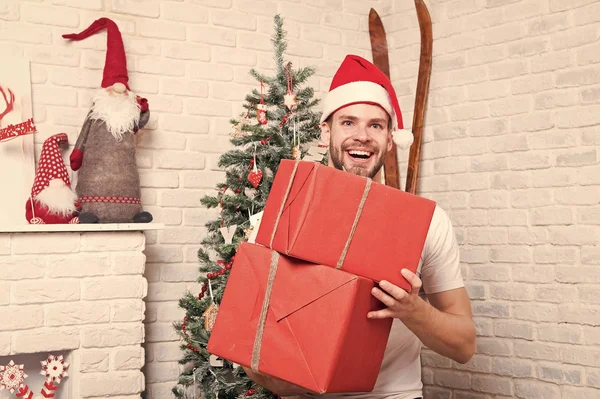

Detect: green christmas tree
[172, 15, 326, 399]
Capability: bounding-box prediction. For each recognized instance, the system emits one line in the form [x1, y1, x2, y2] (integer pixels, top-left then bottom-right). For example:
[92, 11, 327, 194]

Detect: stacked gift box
[207, 160, 437, 394]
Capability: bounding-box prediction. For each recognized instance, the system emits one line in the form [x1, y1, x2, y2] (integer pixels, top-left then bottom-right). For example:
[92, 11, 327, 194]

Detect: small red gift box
[255, 160, 436, 291]
[207, 242, 392, 394]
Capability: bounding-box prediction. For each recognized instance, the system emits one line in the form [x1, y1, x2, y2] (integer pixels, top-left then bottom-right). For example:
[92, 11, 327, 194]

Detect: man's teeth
[348, 150, 371, 156]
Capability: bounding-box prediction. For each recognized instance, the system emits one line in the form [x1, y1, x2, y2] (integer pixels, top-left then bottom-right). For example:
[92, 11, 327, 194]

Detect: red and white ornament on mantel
[40, 354, 69, 384]
[0, 360, 27, 394]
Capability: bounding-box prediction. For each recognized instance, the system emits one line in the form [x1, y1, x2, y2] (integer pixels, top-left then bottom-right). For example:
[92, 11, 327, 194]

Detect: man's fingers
[378, 280, 408, 301]
[401, 269, 422, 292]
[367, 308, 395, 319]
[371, 287, 397, 307]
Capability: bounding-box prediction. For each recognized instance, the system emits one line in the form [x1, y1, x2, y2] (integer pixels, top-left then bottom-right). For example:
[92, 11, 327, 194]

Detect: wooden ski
[368, 1, 433, 195]
[405, 0, 433, 195]
[369, 8, 399, 190]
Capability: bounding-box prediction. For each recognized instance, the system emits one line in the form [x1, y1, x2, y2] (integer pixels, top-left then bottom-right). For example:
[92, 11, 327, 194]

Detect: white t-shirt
[287, 204, 465, 399]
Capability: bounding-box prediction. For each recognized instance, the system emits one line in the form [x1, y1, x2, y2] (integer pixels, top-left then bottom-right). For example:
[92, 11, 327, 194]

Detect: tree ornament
[248, 169, 262, 188]
[232, 109, 251, 138]
[0, 360, 27, 394]
[292, 145, 301, 160]
[247, 144, 262, 188]
[40, 354, 69, 384]
[245, 187, 257, 200]
[284, 62, 297, 110]
[202, 280, 219, 332]
[219, 225, 237, 244]
[303, 144, 328, 163]
[209, 355, 224, 368]
[257, 81, 268, 125]
[246, 210, 263, 244]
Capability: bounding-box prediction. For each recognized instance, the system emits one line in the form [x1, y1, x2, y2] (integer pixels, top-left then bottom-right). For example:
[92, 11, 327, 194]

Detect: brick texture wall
[388, 1, 600, 398]
[3, 0, 600, 397]
[0, 231, 147, 398]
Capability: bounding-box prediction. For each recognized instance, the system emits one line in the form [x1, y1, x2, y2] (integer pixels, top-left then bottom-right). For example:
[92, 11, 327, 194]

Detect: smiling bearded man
[242, 55, 476, 399]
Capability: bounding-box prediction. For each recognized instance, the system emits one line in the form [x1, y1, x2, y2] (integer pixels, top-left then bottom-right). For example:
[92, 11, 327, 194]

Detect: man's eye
[342, 120, 353, 126]
[371, 124, 382, 129]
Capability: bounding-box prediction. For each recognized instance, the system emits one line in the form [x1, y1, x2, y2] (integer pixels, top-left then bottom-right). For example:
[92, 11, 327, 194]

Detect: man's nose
[353, 125, 370, 141]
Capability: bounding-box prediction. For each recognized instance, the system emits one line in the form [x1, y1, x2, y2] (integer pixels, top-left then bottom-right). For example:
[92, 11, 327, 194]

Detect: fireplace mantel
[0, 223, 164, 398]
[0, 223, 164, 233]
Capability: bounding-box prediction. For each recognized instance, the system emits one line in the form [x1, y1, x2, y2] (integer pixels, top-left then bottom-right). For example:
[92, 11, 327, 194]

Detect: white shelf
[0, 223, 165, 233]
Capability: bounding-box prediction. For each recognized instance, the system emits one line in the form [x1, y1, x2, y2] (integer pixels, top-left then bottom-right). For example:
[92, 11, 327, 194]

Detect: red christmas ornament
[248, 169, 262, 188]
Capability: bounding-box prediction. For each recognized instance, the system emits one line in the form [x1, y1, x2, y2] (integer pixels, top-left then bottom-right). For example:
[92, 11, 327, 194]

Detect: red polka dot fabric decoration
[31, 133, 72, 198]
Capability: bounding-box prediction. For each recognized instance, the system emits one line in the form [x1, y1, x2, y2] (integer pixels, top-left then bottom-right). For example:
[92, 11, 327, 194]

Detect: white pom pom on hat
[392, 129, 414, 150]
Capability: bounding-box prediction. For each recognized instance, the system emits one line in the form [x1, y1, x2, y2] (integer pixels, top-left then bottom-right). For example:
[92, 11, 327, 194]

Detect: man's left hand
[368, 269, 426, 321]
[242, 366, 308, 396]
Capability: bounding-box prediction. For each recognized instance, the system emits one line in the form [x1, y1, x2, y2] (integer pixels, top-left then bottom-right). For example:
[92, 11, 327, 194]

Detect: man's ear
[320, 120, 331, 146]
[386, 129, 393, 152]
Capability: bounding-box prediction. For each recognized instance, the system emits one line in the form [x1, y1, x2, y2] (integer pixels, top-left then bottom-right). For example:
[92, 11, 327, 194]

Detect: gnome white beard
[35, 179, 78, 217]
[90, 88, 141, 141]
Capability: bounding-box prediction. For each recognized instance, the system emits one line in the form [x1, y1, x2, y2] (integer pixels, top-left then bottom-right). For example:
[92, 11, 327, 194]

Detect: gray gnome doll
[63, 18, 152, 224]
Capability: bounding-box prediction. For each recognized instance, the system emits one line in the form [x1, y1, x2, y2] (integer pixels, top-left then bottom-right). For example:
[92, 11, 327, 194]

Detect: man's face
[321, 103, 393, 179]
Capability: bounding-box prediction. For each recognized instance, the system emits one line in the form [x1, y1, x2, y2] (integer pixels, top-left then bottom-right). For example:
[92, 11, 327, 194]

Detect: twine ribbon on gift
[251, 250, 280, 373]
[268, 160, 373, 270]
[251, 161, 372, 372]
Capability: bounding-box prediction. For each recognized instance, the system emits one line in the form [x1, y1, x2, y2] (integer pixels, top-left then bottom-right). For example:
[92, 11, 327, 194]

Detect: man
[244, 55, 476, 398]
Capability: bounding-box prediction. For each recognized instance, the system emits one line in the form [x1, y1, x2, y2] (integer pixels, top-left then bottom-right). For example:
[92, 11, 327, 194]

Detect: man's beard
[330, 140, 385, 179]
[90, 88, 140, 141]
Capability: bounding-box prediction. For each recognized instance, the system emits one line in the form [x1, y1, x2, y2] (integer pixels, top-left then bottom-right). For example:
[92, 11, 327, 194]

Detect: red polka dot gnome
[62, 18, 152, 224]
[25, 133, 79, 224]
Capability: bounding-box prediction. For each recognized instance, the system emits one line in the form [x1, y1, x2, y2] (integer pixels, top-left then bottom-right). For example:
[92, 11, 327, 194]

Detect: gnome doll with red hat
[25, 133, 80, 224]
[62, 18, 152, 224]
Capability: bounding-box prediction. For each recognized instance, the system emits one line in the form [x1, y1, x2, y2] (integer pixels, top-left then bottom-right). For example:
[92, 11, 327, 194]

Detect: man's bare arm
[369, 269, 476, 364]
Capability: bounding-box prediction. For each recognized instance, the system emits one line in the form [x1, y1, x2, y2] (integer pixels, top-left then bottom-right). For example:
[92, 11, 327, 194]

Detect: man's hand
[368, 268, 476, 364]
[243, 366, 308, 397]
[368, 268, 427, 322]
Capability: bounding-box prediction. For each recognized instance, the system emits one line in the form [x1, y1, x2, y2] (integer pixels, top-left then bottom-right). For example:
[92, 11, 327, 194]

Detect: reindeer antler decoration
[0, 86, 15, 122]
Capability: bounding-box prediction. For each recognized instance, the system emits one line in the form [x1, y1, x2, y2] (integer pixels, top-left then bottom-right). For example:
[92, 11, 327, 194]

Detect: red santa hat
[320, 55, 414, 149]
[62, 18, 129, 90]
[31, 133, 72, 198]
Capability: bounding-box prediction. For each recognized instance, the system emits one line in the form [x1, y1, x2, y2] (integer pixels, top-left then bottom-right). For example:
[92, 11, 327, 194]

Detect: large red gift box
[207, 242, 393, 394]
[255, 160, 437, 291]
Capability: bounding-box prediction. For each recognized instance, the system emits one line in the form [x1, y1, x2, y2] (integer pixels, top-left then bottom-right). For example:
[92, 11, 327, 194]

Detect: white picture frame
[0, 56, 36, 227]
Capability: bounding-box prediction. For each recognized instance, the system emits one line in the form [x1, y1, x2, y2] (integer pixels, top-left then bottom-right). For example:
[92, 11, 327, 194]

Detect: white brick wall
[4, 0, 600, 397]
[389, 0, 600, 397]
[0, 231, 147, 398]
